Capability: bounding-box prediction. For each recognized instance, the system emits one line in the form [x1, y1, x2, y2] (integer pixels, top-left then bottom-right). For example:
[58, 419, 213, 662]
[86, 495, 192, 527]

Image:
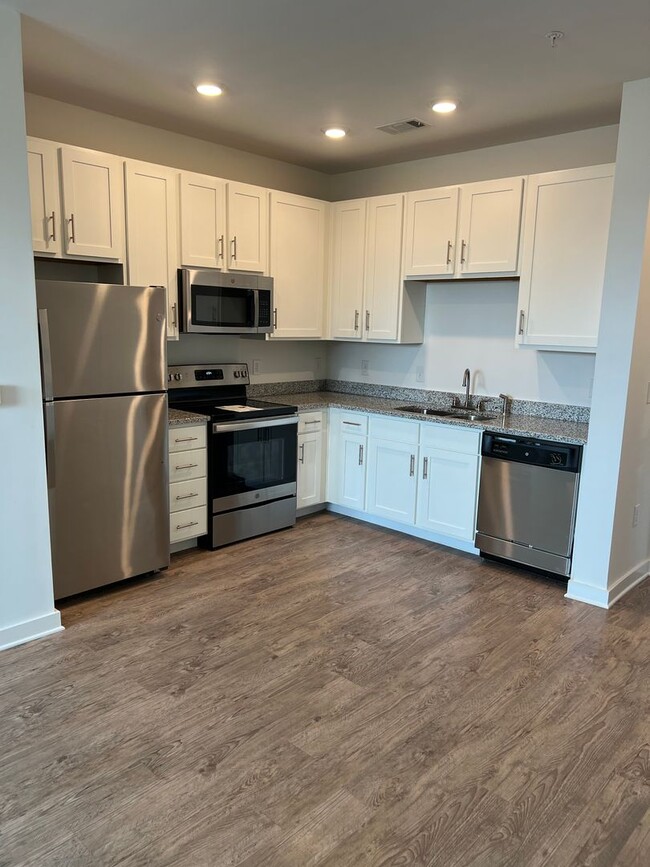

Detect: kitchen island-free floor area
[1, 512, 648, 867]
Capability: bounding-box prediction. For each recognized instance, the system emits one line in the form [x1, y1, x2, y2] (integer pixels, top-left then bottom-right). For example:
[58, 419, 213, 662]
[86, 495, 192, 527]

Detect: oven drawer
[169, 448, 207, 482]
[168, 425, 207, 453]
[170, 478, 207, 513]
[170, 505, 208, 542]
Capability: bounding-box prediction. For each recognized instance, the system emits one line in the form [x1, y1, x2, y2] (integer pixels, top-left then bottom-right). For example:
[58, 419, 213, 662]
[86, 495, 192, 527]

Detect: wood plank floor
[1, 512, 648, 866]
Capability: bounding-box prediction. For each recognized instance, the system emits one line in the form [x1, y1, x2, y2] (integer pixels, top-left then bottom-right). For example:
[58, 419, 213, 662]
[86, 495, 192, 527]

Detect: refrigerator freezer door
[36, 281, 167, 398]
[47, 393, 169, 599]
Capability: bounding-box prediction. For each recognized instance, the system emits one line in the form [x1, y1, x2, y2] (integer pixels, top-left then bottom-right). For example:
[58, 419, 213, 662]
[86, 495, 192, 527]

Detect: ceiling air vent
[376, 118, 429, 135]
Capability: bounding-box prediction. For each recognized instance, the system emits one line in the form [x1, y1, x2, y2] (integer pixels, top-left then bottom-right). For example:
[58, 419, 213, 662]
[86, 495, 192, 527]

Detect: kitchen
[1, 2, 649, 864]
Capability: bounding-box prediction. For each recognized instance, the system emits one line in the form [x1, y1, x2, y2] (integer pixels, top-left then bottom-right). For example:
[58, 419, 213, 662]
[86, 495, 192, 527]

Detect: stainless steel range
[168, 363, 298, 548]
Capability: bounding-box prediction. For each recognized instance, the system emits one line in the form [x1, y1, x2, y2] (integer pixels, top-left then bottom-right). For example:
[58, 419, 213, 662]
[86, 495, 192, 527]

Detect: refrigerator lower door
[47, 393, 169, 599]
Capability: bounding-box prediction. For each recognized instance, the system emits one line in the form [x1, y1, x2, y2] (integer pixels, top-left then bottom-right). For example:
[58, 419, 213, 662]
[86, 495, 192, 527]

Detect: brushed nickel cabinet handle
[49, 211, 56, 242]
[171, 303, 178, 329]
[358, 444, 364, 465]
[176, 520, 199, 530]
[354, 310, 359, 331]
[423, 457, 428, 480]
[303, 420, 320, 425]
[299, 443, 305, 464]
[68, 213, 76, 243]
[175, 462, 198, 470]
[410, 454, 415, 477]
[365, 310, 370, 331]
[175, 492, 199, 501]
[446, 240, 452, 265]
[218, 234, 225, 262]
[174, 436, 198, 443]
[519, 309, 525, 335]
[231, 236, 237, 260]
[460, 239, 467, 264]
[343, 420, 361, 426]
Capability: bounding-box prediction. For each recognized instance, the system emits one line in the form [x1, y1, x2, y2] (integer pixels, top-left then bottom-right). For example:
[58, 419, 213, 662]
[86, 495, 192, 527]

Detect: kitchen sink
[397, 404, 498, 422]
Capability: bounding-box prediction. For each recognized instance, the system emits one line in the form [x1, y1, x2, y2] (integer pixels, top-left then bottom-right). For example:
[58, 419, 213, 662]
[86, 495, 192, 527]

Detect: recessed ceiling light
[196, 83, 223, 97]
[323, 127, 347, 139]
[432, 100, 457, 114]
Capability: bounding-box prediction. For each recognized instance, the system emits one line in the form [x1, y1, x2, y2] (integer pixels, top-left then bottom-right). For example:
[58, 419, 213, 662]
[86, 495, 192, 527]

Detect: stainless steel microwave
[179, 268, 274, 335]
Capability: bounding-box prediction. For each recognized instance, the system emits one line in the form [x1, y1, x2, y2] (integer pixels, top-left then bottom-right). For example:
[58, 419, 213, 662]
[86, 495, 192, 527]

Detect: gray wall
[0, 8, 60, 649]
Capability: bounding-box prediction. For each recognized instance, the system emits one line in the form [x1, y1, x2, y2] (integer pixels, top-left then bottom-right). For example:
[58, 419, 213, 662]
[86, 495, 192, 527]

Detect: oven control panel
[167, 363, 250, 388]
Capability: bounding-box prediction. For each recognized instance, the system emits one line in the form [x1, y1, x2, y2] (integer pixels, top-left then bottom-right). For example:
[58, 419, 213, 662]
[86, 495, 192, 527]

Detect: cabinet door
[364, 194, 404, 341]
[518, 165, 614, 350]
[269, 191, 327, 338]
[297, 431, 323, 508]
[27, 138, 61, 256]
[180, 172, 226, 269]
[226, 181, 268, 272]
[456, 177, 524, 276]
[416, 448, 479, 540]
[366, 438, 417, 525]
[403, 187, 459, 278]
[332, 433, 367, 510]
[60, 145, 123, 259]
[330, 199, 367, 339]
[125, 160, 180, 340]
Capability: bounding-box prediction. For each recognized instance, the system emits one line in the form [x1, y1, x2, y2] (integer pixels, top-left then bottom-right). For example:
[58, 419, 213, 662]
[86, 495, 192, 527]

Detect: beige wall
[330, 125, 619, 199]
[24, 93, 331, 199]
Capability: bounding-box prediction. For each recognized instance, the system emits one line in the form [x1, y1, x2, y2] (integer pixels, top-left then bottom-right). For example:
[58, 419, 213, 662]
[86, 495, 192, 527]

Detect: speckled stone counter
[268, 391, 589, 445]
[168, 408, 210, 428]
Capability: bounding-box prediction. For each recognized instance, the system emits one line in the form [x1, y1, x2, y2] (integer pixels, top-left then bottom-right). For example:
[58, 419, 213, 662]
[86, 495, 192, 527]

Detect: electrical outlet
[361, 359, 369, 376]
[416, 366, 425, 383]
[633, 504, 640, 527]
[252, 359, 261, 375]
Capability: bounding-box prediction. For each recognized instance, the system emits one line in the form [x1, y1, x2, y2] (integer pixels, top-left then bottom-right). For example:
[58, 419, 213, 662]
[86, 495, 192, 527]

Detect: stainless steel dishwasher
[475, 432, 582, 578]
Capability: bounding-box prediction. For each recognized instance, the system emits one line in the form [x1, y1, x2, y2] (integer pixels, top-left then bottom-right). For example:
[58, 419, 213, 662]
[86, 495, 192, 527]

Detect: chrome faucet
[462, 368, 471, 408]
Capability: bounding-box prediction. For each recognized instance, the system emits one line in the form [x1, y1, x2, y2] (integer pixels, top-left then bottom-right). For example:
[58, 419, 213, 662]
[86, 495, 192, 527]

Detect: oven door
[211, 416, 298, 512]
[182, 271, 258, 334]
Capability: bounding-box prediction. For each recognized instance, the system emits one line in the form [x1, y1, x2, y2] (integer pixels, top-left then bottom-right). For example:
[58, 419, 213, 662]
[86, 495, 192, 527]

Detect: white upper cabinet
[364, 194, 404, 341]
[27, 138, 61, 256]
[329, 199, 367, 339]
[517, 165, 614, 351]
[456, 177, 524, 276]
[403, 186, 459, 277]
[124, 160, 180, 340]
[179, 172, 226, 269]
[226, 182, 268, 273]
[403, 176, 525, 279]
[60, 145, 124, 260]
[269, 191, 327, 339]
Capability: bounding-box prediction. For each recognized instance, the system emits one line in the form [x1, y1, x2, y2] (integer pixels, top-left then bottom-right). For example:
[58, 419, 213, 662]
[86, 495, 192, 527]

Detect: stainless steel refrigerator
[36, 280, 169, 600]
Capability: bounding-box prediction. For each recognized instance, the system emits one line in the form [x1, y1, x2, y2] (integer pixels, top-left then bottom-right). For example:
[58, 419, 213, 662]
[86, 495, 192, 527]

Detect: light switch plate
[252, 359, 261, 375]
[361, 359, 369, 376]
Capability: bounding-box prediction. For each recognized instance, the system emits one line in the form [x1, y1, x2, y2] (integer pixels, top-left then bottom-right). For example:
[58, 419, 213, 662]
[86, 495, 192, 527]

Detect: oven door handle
[213, 415, 298, 434]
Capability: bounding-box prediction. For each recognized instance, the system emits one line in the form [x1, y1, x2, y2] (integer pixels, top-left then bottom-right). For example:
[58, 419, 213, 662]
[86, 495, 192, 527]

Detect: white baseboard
[326, 503, 479, 555]
[566, 558, 649, 609]
[0, 610, 63, 652]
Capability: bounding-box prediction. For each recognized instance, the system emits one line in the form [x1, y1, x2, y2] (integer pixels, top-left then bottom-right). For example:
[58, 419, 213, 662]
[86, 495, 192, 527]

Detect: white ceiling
[8, 0, 650, 173]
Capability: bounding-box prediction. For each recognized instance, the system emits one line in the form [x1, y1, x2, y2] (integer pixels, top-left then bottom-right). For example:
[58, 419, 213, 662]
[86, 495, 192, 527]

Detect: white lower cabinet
[168, 424, 208, 545]
[326, 411, 481, 550]
[297, 411, 325, 509]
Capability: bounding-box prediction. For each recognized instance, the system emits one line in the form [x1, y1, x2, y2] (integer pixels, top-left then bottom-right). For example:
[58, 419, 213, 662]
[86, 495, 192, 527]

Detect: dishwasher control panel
[482, 433, 582, 472]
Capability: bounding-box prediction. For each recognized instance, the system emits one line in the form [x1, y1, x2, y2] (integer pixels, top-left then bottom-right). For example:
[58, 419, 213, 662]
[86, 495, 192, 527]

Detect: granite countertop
[168, 408, 210, 428]
[272, 391, 589, 445]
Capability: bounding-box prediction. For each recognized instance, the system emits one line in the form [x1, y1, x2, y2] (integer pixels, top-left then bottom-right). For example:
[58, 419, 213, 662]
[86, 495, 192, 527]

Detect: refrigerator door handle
[37, 308, 54, 401]
[44, 402, 56, 489]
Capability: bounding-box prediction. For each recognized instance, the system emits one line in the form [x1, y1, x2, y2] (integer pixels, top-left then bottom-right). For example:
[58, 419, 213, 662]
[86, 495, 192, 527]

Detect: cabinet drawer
[420, 423, 481, 455]
[337, 412, 368, 435]
[170, 478, 207, 513]
[369, 414, 419, 445]
[299, 411, 323, 433]
[168, 425, 207, 453]
[170, 505, 207, 542]
[169, 448, 207, 482]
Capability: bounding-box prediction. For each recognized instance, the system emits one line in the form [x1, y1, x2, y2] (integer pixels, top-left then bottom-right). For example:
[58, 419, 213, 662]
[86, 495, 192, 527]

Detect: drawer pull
[343, 421, 361, 426]
[175, 520, 199, 530]
[175, 492, 199, 501]
[174, 436, 199, 443]
[175, 463, 198, 470]
[303, 420, 320, 425]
